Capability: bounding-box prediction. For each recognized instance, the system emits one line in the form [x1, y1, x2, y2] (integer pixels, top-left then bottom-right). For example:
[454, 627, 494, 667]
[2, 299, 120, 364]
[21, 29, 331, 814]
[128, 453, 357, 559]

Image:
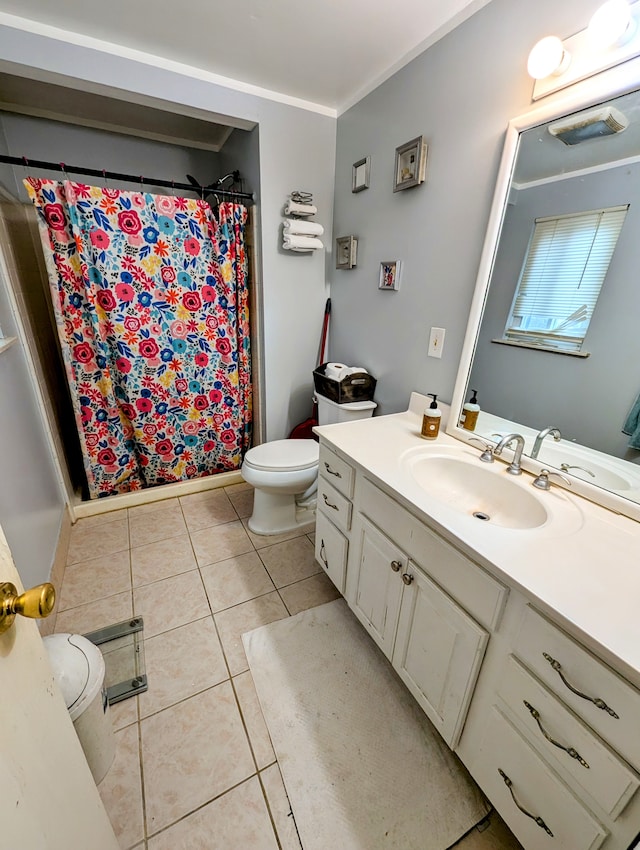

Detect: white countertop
[315, 393, 640, 686]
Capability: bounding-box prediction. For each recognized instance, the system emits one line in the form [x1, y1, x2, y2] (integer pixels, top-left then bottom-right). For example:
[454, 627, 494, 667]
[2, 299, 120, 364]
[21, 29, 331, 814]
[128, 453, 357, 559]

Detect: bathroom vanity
[314, 395, 640, 850]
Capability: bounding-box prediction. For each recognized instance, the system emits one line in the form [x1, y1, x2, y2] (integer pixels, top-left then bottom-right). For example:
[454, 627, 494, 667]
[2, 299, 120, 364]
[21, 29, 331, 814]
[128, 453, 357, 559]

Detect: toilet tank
[316, 392, 377, 425]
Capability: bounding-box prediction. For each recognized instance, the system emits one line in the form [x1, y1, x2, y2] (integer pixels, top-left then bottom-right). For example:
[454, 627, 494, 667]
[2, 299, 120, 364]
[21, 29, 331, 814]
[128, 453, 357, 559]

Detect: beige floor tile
[129, 503, 187, 548]
[55, 590, 133, 635]
[260, 764, 303, 850]
[67, 519, 129, 565]
[147, 776, 278, 850]
[58, 549, 131, 611]
[190, 520, 254, 567]
[224, 481, 253, 495]
[200, 551, 275, 613]
[131, 534, 197, 587]
[233, 671, 276, 769]
[278, 572, 341, 616]
[128, 497, 180, 518]
[214, 592, 289, 675]
[179, 489, 237, 532]
[141, 682, 255, 835]
[72, 508, 129, 529]
[109, 696, 138, 731]
[242, 518, 316, 550]
[133, 571, 210, 638]
[139, 618, 228, 718]
[258, 536, 320, 588]
[307, 532, 316, 546]
[228, 488, 254, 519]
[456, 811, 523, 849]
[98, 723, 144, 849]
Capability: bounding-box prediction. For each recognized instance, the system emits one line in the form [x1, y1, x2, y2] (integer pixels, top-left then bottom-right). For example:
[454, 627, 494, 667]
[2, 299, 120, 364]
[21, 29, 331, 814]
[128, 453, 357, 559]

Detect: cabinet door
[351, 518, 406, 659]
[315, 511, 348, 594]
[392, 562, 488, 748]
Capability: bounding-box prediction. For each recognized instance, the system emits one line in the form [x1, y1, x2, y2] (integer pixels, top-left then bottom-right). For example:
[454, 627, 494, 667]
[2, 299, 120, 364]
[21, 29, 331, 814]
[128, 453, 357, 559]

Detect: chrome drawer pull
[390, 560, 402, 572]
[322, 494, 339, 511]
[319, 539, 328, 568]
[498, 769, 554, 837]
[523, 701, 590, 768]
[323, 462, 342, 479]
[543, 653, 620, 719]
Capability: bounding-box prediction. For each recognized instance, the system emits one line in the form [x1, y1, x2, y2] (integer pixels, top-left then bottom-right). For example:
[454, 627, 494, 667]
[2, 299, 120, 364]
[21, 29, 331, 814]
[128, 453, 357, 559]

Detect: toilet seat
[243, 439, 318, 472]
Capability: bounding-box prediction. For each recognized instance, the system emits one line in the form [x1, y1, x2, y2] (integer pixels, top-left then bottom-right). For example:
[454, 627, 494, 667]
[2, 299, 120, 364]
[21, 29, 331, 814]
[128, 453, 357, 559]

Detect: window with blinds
[502, 205, 628, 353]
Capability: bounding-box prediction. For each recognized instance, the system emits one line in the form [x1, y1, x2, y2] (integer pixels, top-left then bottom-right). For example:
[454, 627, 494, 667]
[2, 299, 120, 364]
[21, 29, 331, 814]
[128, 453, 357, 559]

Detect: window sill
[491, 338, 590, 358]
[0, 337, 17, 355]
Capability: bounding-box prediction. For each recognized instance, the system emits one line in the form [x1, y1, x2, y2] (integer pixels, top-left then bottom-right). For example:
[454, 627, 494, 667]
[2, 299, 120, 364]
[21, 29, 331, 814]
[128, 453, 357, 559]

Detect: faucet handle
[468, 437, 495, 463]
[532, 469, 572, 491]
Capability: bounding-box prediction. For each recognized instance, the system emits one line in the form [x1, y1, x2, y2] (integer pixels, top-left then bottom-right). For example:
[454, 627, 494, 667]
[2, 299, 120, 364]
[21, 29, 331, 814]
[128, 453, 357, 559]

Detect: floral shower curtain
[25, 179, 251, 499]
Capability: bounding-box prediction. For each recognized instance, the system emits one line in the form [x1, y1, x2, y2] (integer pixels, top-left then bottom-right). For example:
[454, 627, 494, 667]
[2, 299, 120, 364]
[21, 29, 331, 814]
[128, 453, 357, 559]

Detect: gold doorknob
[0, 582, 56, 634]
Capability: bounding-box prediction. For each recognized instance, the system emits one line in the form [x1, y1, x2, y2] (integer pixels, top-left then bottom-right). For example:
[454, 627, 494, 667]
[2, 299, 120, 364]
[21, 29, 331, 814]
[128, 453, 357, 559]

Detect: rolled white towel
[283, 218, 324, 236]
[284, 200, 317, 217]
[283, 234, 324, 251]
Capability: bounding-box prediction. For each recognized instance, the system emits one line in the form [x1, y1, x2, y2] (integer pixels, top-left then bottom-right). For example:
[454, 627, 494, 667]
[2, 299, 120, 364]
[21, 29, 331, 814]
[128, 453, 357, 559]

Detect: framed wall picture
[336, 235, 358, 269]
[352, 156, 370, 193]
[379, 260, 402, 291]
[393, 136, 427, 192]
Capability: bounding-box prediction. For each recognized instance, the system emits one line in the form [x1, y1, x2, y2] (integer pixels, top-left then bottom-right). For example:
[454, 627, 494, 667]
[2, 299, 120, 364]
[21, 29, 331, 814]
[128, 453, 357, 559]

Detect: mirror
[448, 63, 640, 522]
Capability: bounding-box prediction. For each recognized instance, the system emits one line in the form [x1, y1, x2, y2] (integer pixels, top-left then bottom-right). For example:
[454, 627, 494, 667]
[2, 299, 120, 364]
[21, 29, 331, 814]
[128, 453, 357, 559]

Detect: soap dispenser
[460, 389, 480, 432]
[421, 394, 442, 440]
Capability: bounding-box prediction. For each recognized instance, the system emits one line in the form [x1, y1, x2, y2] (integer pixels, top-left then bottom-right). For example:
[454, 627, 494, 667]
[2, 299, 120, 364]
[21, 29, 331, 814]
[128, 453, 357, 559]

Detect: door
[351, 518, 406, 658]
[392, 562, 489, 748]
[0, 525, 119, 849]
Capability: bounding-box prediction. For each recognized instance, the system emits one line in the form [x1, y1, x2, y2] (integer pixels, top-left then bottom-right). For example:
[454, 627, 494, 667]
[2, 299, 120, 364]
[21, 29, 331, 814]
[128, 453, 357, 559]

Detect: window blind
[504, 205, 628, 351]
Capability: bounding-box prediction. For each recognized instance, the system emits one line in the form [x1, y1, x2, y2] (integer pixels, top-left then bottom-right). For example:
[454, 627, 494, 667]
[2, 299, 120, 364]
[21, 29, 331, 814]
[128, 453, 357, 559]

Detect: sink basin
[402, 449, 549, 529]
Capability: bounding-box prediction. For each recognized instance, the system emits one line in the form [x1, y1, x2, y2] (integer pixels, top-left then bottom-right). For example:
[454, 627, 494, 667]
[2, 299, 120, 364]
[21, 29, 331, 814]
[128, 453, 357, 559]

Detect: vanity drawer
[360, 477, 507, 631]
[515, 606, 640, 772]
[318, 444, 354, 499]
[315, 510, 348, 593]
[317, 476, 352, 533]
[498, 656, 639, 818]
[470, 706, 607, 850]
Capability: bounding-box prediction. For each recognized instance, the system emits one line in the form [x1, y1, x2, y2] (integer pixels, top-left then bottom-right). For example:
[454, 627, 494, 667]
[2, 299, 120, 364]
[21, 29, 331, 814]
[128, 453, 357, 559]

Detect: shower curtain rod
[0, 154, 254, 202]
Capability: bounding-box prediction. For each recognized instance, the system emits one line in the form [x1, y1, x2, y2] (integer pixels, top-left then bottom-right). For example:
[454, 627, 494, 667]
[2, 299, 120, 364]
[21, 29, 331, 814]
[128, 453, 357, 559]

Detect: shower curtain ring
[59, 162, 69, 181]
[140, 176, 144, 194]
[102, 169, 108, 186]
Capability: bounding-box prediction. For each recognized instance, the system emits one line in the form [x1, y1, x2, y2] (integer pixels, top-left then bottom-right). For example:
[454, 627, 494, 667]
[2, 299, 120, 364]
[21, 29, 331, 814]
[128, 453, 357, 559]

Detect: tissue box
[313, 363, 377, 404]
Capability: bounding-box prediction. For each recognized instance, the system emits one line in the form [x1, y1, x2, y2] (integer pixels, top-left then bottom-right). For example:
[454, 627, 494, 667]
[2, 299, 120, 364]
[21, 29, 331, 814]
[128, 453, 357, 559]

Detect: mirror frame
[448, 56, 640, 524]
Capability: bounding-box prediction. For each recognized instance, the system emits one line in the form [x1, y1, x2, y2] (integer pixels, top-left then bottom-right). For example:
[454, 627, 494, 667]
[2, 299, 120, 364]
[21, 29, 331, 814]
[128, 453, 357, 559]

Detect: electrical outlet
[428, 327, 445, 358]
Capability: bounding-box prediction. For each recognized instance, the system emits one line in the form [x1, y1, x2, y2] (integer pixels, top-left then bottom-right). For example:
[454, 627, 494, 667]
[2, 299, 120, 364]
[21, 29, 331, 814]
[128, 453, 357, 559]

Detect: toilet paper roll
[337, 366, 368, 380]
[324, 363, 347, 381]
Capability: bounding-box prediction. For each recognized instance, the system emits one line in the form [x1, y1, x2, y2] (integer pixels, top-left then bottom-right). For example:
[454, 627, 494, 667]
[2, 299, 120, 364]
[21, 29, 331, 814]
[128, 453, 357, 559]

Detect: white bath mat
[243, 599, 489, 850]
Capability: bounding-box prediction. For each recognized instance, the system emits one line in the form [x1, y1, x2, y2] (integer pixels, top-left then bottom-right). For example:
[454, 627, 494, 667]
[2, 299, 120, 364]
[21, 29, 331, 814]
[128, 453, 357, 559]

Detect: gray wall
[330, 0, 598, 416]
[470, 163, 640, 458]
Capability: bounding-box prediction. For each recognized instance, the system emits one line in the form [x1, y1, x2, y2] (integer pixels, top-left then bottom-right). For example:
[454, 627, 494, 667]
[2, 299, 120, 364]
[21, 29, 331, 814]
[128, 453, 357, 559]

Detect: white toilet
[241, 392, 377, 535]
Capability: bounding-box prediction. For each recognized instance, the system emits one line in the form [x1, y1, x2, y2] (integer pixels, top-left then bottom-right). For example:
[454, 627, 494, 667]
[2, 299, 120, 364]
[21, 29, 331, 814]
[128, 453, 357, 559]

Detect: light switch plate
[428, 327, 445, 358]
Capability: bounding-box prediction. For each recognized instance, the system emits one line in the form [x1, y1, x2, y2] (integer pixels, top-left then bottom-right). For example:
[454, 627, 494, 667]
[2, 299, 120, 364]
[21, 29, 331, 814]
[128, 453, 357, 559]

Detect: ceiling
[0, 0, 492, 112]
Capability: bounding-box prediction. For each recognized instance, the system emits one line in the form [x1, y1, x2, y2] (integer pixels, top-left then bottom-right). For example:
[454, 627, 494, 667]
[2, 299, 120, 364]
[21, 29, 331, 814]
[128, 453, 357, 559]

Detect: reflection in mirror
[452, 83, 640, 514]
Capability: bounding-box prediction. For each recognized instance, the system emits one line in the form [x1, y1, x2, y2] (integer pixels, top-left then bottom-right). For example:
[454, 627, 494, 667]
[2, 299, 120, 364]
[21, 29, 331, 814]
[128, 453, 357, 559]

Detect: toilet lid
[244, 439, 319, 471]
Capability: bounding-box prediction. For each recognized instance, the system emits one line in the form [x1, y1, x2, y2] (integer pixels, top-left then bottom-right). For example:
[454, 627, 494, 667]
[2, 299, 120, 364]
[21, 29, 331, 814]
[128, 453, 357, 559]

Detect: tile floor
[56, 482, 522, 849]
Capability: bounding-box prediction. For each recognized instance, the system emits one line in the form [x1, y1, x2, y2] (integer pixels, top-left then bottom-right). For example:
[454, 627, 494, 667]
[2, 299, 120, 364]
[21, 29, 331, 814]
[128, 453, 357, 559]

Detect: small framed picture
[352, 156, 370, 193]
[379, 260, 402, 291]
[336, 235, 358, 270]
[393, 136, 427, 192]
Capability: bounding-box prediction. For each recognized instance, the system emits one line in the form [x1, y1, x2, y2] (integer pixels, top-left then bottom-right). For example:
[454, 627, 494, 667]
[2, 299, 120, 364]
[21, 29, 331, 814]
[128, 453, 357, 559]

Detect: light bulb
[527, 36, 571, 80]
[588, 0, 636, 48]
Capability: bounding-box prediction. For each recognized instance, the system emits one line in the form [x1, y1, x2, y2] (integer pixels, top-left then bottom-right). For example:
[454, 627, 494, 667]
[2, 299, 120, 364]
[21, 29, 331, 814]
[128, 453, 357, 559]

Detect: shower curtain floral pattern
[25, 179, 251, 499]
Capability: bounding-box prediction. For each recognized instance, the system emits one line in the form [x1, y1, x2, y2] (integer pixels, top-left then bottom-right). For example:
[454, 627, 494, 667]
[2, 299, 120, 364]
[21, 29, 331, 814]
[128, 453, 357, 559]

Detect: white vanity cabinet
[314, 445, 355, 594]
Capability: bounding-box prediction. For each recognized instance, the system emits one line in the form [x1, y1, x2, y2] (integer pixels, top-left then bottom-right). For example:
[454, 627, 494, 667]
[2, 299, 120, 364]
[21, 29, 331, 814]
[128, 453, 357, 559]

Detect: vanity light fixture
[588, 0, 637, 49]
[527, 36, 572, 80]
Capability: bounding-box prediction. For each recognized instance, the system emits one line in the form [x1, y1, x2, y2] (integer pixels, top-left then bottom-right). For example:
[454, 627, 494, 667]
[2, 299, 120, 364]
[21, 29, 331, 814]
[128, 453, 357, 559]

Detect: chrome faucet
[493, 433, 526, 475]
[531, 426, 562, 460]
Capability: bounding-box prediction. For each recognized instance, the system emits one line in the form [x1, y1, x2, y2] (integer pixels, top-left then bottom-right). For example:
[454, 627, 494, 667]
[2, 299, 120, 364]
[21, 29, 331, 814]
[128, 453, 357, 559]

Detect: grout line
[229, 672, 262, 775]
[257, 767, 285, 850]
[138, 679, 230, 722]
[136, 717, 149, 845]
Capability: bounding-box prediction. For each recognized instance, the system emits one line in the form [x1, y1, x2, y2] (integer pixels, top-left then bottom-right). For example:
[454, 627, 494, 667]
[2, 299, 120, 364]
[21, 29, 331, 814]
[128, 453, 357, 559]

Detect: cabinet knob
[390, 560, 402, 572]
[401, 573, 414, 585]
